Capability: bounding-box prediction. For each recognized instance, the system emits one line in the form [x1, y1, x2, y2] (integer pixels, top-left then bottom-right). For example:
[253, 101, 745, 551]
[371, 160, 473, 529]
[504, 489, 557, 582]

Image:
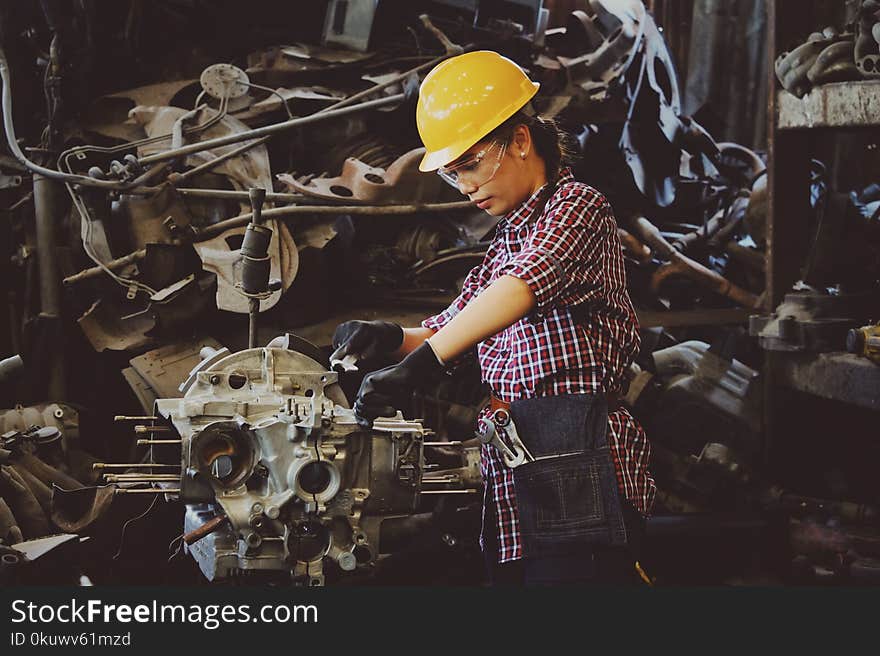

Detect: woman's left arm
[427, 274, 536, 362]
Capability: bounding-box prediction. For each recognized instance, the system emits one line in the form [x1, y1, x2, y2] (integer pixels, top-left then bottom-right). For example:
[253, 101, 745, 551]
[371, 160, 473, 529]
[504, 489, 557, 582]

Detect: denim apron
[505, 180, 627, 559]
[509, 393, 627, 558]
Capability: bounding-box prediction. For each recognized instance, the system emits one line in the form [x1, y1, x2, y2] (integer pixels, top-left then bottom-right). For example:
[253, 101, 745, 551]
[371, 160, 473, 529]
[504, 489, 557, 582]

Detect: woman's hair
[484, 108, 578, 184]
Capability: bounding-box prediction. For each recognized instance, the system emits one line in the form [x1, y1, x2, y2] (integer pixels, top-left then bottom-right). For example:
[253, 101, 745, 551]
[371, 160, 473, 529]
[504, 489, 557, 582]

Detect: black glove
[330, 320, 404, 368]
[353, 342, 445, 428]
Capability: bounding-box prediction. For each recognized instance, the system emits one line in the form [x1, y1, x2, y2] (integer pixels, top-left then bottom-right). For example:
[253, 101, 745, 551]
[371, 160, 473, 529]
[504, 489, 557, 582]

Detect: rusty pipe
[183, 515, 228, 546]
[635, 216, 761, 309]
[617, 228, 652, 263]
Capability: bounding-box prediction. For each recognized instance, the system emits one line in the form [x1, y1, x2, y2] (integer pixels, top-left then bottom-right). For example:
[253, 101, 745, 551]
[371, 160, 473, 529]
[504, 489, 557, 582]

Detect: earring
[520, 152, 526, 159]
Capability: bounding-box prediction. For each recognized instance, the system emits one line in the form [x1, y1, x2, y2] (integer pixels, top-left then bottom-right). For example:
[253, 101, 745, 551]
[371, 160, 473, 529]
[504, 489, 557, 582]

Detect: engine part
[775, 31, 858, 98]
[116, 344, 452, 584]
[750, 289, 879, 352]
[553, 2, 645, 105]
[278, 148, 453, 205]
[0, 355, 24, 385]
[641, 340, 761, 460]
[855, 0, 880, 78]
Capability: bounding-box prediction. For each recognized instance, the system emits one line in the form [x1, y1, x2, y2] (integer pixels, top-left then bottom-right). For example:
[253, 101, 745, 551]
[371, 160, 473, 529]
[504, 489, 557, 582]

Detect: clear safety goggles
[437, 140, 507, 190]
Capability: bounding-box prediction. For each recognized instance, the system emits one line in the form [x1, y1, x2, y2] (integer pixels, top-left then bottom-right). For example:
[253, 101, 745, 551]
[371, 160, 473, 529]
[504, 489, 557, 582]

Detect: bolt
[251, 502, 264, 514]
[265, 505, 280, 520]
[337, 551, 357, 571]
[210, 375, 221, 385]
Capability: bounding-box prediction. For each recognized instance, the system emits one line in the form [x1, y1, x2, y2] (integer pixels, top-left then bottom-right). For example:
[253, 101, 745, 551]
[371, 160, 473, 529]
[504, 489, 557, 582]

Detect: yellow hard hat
[416, 50, 540, 172]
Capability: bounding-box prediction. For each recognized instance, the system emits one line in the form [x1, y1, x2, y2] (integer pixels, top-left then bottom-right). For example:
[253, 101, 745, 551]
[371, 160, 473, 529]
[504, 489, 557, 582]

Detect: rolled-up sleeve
[495, 192, 611, 316]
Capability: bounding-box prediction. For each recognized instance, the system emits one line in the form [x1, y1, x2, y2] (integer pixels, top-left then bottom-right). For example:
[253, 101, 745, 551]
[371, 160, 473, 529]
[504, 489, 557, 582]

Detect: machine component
[199, 63, 251, 101]
[775, 29, 860, 98]
[846, 323, 880, 364]
[635, 341, 762, 461]
[855, 0, 880, 78]
[109, 343, 464, 584]
[750, 289, 878, 352]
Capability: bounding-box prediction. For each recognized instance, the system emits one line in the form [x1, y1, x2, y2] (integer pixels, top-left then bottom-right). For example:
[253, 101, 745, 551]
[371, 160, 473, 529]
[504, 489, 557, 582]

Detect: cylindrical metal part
[34, 174, 63, 318]
[114, 415, 158, 421]
[134, 425, 171, 434]
[93, 463, 180, 470]
[241, 223, 272, 257]
[248, 297, 259, 350]
[136, 439, 182, 445]
[183, 514, 229, 546]
[114, 488, 181, 494]
[241, 255, 271, 296]
[0, 354, 24, 384]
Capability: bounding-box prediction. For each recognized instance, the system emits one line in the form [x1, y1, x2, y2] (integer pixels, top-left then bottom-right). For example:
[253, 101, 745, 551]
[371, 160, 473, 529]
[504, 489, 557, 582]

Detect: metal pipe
[33, 171, 65, 399]
[176, 187, 314, 203]
[183, 515, 228, 546]
[419, 489, 479, 495]
[136, 439, 182, 445]
[114, 415, 158, 421]
[169, 136, 271, 184]
[195, 200, 476, 240]
[0, 355, 24, 384]
[134, 425, 171, 434]
[33, 174, 62, 319]
[138, 94, 405, 166]
[93, 463, 180, 470]
[62, 249, 147, 286]
[114, 488, 180, 494]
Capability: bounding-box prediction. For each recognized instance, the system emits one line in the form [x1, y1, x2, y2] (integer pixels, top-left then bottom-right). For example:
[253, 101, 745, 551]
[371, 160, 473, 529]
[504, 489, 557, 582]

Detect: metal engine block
[154, 346, 431, 585]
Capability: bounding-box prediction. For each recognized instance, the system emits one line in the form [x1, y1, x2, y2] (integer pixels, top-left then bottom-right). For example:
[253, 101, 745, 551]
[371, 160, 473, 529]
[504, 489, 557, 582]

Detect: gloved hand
[354, 342, 445, 427]
[330, 320, 404, 369]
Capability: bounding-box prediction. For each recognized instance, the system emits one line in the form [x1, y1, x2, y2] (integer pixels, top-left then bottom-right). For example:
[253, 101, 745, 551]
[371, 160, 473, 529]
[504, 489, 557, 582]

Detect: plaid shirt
[422, 169, 656, 562]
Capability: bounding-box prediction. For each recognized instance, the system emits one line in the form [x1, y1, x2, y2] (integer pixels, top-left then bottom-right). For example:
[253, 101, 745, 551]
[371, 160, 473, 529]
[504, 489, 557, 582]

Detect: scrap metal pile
[0, 0, 874, 585]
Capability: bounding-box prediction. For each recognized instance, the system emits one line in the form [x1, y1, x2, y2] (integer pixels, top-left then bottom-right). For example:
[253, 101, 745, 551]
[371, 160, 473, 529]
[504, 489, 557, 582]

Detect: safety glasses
[437, 140, 507, 190]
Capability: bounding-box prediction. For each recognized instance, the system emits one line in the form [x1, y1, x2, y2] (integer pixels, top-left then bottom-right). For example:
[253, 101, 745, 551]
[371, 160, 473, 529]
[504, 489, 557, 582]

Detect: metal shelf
[777, 81, 880, 130]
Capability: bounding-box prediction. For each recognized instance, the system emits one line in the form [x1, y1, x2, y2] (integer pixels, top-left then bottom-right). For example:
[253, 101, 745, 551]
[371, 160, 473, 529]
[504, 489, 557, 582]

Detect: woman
[332, 50, 655, 585]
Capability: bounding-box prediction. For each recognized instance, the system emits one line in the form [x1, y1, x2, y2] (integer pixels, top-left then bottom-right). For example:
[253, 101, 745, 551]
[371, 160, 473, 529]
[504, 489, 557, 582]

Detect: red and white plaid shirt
[422, 169, 656, 563]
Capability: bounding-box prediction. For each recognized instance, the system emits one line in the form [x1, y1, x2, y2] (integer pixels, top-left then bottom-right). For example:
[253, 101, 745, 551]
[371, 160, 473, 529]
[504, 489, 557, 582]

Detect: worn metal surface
[774, 351, 880, 410]
[777, 80, 880, 128]
[123, 337, 226, 410]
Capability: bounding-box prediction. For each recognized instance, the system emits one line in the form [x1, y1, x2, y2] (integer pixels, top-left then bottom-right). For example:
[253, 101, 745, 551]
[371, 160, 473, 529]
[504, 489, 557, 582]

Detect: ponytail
[486, 108, 577, 185]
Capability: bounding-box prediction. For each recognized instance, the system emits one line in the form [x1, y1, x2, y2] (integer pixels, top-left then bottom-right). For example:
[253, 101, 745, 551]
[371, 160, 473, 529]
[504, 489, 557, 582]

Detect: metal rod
[138, 94, 404, 166]
[248, 297, 259, 349]
[93, 463, 180, 470]
[134, 425, 171, 434]
[104, 476, 180, 482]
[176, 187, 313, 203]
[63, 249, 147, 286]
[419, 489, 479, 495]
[114, 415, 158, 421]
[136, 439, 182, 445]
[114, 488, 180, 494]
[195, 200, 476, 240]
[423, 441, 464, 447]
[170, 136, 271, 184]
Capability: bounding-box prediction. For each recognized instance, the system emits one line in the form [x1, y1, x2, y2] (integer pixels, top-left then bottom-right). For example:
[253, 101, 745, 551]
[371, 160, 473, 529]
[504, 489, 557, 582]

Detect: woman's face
[439, 125, 548, 216]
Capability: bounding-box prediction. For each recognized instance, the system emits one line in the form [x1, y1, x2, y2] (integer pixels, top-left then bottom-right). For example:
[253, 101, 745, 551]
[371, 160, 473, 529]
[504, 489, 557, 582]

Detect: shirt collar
[497, 167, 575, 232]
